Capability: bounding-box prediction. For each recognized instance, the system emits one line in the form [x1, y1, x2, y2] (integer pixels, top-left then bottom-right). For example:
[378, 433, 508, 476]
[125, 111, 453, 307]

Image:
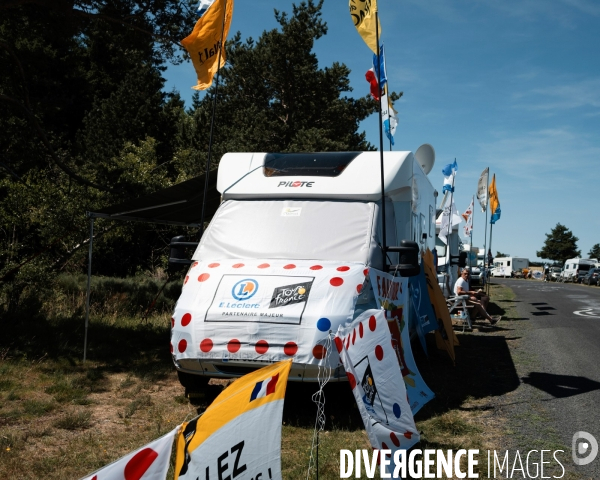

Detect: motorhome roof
[217, 151, 426, 201]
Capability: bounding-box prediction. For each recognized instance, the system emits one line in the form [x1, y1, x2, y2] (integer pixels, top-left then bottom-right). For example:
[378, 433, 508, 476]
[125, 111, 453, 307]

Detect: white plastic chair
[447, 294, 473, 332]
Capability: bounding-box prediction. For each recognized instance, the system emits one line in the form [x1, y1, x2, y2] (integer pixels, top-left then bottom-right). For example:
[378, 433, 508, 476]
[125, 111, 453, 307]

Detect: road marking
[573, 308, 600, 318]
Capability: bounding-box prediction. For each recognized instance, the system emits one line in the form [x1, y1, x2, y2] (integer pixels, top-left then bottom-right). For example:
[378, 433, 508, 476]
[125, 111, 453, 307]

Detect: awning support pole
[83, 216, 94, 363]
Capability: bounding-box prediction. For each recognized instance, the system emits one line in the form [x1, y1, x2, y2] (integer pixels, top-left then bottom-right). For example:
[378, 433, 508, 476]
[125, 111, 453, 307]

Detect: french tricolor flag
[250, 373, 279, 402]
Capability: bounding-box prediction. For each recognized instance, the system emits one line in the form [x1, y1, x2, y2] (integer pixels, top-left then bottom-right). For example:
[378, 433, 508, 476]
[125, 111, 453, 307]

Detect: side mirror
[169, 236, 199, 271]
[386, 240, 420, 277]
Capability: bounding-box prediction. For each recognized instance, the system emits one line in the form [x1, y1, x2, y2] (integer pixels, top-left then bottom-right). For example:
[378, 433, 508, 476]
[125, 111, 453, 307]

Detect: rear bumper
[174, 357, 348, 383]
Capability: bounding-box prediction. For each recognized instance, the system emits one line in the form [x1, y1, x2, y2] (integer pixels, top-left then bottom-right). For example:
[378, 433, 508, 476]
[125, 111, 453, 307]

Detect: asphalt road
[496, 278, 600, 478]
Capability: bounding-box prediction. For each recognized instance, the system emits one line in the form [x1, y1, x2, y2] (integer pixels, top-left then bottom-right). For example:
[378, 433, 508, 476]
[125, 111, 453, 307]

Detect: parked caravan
[169, 148, 438, 385]
[491, 257, 529, 277]
[560, 257, 598, 283]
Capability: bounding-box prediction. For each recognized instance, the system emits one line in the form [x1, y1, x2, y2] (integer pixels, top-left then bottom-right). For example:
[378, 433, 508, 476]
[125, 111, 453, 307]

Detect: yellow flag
[181, 0, 234, 90]
[174, 360, 292, 479]
[489, 173, 498, 215]
[349, 0, 380, 54]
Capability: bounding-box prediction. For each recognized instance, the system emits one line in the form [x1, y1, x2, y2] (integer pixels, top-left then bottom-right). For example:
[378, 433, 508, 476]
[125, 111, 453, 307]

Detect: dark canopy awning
[88, 173, 220, 227]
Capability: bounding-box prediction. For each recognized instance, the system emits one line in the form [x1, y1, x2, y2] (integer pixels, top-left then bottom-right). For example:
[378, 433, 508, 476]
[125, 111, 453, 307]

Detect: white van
[561, 258, 598, 283]
[491, 257, 529, 277]
[169, 149, 438, 386]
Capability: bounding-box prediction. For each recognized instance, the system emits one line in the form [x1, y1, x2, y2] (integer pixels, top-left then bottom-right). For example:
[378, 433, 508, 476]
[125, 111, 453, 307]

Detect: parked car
[582, 268, 600, 285]
[550, 267, 561, 281]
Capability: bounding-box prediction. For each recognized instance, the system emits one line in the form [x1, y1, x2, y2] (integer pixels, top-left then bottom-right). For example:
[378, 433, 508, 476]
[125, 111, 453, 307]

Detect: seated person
[454, 267, 500, 325]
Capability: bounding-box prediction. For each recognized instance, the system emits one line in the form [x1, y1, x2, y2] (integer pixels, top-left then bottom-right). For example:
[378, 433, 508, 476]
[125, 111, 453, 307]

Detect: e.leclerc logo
[231, 279, 259, 301]
[277, 181, 314, 187]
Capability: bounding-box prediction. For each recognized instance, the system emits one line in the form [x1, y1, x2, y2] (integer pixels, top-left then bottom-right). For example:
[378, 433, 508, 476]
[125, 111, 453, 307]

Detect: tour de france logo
[231, 279, 259, 301]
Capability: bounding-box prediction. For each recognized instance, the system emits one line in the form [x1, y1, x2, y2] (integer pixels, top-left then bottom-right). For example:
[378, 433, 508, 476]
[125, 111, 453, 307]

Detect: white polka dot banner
[368, 268, 435, 414]
[171, 259, 368, 370]
[335, 309, 420, 469]
[80, 425, 179, 480]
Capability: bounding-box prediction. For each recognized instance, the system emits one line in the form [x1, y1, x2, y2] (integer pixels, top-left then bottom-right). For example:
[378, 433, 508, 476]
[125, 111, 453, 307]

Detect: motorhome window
[579, 264, 592, 271]
[262, 152, 360, 177]
[196, 199, 380, 265]
[420, 213, 426, 240]
[429, 206, 434, 237]
[507, 261, 511, 267]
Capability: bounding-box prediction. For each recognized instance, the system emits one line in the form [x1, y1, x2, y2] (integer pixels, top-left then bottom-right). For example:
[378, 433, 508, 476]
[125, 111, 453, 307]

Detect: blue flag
[442, 159, 458, 193]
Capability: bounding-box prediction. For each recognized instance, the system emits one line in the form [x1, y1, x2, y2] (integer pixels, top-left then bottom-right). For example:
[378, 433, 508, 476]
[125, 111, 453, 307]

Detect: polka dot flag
[80, 426, 179, 480]
[336, 309, 420, 471]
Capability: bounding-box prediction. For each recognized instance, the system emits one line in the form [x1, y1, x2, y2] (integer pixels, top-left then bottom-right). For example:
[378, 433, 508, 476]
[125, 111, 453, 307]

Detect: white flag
[477, 167, 489, 212]
[437, 199, 461, 245]
[462, 198, 474, 237]
[80, 426, 179, 480]
[197, 0, 216, 16]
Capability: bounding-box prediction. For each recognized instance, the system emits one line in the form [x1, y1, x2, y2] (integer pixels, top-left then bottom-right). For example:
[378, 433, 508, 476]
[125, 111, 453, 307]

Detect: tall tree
[191, 0, 399, 160]
[537, 223, 580, 265]
[588, 244, 600, 260]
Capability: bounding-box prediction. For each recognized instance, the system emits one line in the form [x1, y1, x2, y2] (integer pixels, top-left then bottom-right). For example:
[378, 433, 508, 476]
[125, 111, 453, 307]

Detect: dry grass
[0, 283, 525, 479]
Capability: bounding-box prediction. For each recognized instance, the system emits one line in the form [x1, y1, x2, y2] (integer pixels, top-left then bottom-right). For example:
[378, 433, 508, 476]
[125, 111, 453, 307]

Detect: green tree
[588, 244, 600, 260]
[537, 223, 580, 265]
[191, 0, 399, 159]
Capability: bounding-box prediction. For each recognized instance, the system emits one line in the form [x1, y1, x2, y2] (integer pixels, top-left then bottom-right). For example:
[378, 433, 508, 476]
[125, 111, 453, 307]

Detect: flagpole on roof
[198, 0, 228, 241]
[375, 11, 387, 270]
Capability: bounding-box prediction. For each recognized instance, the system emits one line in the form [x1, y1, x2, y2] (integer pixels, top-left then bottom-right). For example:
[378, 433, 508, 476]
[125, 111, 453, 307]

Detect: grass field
[0, 282, 523, 479]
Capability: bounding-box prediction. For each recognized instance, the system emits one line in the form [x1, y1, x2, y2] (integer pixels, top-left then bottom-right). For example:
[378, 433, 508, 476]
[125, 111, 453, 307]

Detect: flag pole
[483, 170, 490, 294]
[469, 195, 474, 270]
[198, 0, 228, 241]
[375, 12, 387, 270]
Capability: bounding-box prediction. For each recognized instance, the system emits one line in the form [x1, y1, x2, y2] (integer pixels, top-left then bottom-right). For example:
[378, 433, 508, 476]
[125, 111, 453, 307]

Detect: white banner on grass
[368, 268, 435, 414]
[335, 309, 420, 465]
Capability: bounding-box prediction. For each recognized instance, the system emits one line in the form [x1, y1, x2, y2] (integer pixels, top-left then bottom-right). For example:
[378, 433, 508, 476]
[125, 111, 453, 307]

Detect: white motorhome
[561, 257, 598, 283]
[491, 257, 529, 277]
[170, 148, 438, 386]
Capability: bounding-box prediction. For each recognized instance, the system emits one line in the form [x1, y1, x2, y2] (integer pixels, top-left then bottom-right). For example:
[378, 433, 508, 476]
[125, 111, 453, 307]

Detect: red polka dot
[181, 313, 192, 327]
[363, 268, 369, 276]
[171, 317, 175, 328]
[192, 262, 198, 268]
[359, 322, 364, 338]
[352, 329, 356, 345]
[375, 345, 384, 361]
[390, 432, 400, 447]
[124, 448, 159, 480]
[170, 342, 173, 353]
[369, 315, 377, 331]
[334, 337, 343, 353]
[310, 265, 323, 270]
[283, 264, 296, 269]
[178, 339, 187, 353]
[337, 266, 350, 271]
[356, 284, 363, 293]
[330, 277, 344, 287]
[257, 263, 270, 269]
[403, 431, 413, 439]
[381, 442, 389, 450]
[184, 276, 189, 284]
[232, 263, 244, 269]
[255, 340, 269, 354]
[228, 339, 241, 353]
[208, 263, 220, 268]
[347, 372, 356, 389]
[312, 345, 326, 359]
[284, 342, 298, 356]
[200, 338, 213, 352]
[198, 273, 210, 282]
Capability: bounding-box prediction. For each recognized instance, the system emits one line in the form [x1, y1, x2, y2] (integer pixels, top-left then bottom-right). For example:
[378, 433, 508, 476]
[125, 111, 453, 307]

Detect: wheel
[177, 370, 210, 394]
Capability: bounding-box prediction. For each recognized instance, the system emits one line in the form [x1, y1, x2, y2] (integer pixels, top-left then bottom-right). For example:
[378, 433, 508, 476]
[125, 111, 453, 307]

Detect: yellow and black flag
[349, 0, 380, 54]
[181, 0, 234, 90]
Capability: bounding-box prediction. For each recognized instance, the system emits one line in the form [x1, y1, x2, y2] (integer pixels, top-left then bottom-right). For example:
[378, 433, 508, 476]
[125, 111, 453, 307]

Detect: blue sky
[163, 0, 600, 263]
